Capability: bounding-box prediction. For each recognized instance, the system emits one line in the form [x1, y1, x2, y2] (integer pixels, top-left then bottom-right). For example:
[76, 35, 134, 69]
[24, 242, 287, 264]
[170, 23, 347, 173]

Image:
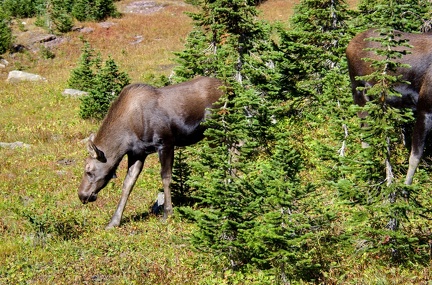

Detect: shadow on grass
[123, 211, 152, 224]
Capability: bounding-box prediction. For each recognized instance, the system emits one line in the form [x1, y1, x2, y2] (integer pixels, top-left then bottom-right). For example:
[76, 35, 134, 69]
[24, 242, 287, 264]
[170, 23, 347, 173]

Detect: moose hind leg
[405, 112, 432, 185]
[106, 157, 145, 229]
[158, 146, 174, 219]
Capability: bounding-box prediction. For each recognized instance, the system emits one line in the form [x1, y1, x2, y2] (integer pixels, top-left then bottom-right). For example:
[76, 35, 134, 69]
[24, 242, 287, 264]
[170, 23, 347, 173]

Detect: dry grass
[258, 0, 359, 22]
[258, 0, 301, 21]
[77, 4, 194, 81]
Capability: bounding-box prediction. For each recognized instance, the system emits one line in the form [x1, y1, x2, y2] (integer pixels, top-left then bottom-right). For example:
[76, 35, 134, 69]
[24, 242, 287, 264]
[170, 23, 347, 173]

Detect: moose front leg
[158, 146, 174, 219]
[405, 112, 432, 185]
[106, 156, 145, 229]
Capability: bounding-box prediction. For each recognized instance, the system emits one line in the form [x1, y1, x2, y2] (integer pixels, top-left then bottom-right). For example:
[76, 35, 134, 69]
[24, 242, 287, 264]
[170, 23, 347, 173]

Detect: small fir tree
[79, 57, 130, 120]
[72, 0, 119, 22]
[69, 40, 129, 120]
[0, 7, 12, 55]
[1, 0, 43, 18]
[68, 40, 101, 92]
[170, 148, 197, 207]
[44, 0, 74, 33]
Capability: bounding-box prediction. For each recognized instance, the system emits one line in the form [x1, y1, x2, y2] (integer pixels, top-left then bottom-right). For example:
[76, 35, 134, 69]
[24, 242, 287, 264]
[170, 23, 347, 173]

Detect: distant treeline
[0, 0, 119, 21]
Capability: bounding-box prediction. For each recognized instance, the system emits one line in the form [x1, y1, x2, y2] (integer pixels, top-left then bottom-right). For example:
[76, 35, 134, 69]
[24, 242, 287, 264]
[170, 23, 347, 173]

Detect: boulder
[7, 70, 47, 83]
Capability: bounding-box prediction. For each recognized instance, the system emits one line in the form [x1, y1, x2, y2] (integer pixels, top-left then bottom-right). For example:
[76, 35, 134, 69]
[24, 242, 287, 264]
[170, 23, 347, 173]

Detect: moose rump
[78, 76, 225, 228]
[346, 28, 432, 185]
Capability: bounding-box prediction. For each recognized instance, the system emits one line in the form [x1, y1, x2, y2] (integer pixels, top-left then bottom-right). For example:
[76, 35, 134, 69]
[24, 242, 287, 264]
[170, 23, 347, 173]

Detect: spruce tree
[69, 40, 129, 120]
[72, 0, 119, 22]
[355, 0, 431, 32]
[273, 0, 365, 277]
[68, 40, 100, 92]
[79, 57, 130, 120]
[174, 0, 324, 282]
[339, 28, 430, 263]
[338, 0, 432, 264]
[1, 0, 43, 18]
[44, 0, 74, 33]
[0, 6, 12, 55]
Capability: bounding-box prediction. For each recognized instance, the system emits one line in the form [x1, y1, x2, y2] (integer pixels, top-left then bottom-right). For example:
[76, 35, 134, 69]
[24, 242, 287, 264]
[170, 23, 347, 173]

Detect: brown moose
[78, 76, 224, 228]
[346, 28, 432, 185]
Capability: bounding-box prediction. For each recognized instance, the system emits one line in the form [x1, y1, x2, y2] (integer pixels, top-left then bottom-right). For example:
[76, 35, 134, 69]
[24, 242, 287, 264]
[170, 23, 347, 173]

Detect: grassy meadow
[0, 0, 430, 284]
[0, 1, 210, 284]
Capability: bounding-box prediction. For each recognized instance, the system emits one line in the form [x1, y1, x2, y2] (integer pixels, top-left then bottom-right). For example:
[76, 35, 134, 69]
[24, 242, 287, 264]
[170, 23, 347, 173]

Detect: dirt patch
[124, 1, 164, 14]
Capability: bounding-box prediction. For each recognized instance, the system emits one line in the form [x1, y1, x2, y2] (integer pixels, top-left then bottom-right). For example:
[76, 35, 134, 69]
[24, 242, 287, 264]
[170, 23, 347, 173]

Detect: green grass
[0, 2, 213, 283]
[0, 80, 209, 284]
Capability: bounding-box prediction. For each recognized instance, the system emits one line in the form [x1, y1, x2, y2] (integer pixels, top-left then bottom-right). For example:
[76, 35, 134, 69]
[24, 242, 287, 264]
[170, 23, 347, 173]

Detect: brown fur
[346, 28, 432, 185]
[78, 77, 225, 228]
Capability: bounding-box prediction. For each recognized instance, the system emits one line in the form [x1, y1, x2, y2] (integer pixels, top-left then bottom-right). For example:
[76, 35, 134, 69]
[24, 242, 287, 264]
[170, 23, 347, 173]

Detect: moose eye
[86, 171, 94, 179]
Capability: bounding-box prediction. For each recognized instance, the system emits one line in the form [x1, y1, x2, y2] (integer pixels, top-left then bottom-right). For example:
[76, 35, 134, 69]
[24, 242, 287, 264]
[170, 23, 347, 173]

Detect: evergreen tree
[0, 6, 12, 55]
[174, 0, 324, 282]
[170, 148, 194, 207]
[334, 0, 432, 265]
[0, 0, 119, 32]
[68, 40, 100, 92]
[273, 0, 364, 278]
[79, 57, 130, 120]
[274, 0, 353, 149]
[354, 0, 432, 32]
[287, 0, 351, 84]
[69, 40, 129, 120]
[338, 28, 430, 263]
[44, 0, 74, 33]
[92, 0, 120, 21]
[72, 0, 119, 22]
[1, 0, 43, 18]
[277, 0, 353, 216]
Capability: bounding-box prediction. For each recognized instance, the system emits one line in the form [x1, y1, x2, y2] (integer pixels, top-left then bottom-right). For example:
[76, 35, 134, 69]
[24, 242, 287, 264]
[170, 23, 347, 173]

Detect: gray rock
[98, 22, 116, 29]
[62, 89, 88, 98]
[31, 34, 56, 44]
[125, 1, 163, 14]
[0, 59, 9, 68]
[78, 27, 94, 34]
[130, 35, 144, 45]
[0, 141, 31, 149]
[7, 70, 47, 83]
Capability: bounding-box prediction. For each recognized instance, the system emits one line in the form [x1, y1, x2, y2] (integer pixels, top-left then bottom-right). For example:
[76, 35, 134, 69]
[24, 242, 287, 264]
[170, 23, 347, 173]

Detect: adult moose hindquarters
[346, 28, 432, 185]
[78, 76, 224, 228]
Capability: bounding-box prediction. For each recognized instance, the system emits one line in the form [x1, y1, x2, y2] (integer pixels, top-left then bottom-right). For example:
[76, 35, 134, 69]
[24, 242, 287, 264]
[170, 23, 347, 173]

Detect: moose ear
[87, 135, 106, 162]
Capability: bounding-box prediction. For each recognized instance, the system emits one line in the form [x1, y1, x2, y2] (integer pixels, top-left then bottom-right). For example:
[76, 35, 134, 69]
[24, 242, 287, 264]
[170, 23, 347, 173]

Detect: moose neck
[94, 126, 130, 169]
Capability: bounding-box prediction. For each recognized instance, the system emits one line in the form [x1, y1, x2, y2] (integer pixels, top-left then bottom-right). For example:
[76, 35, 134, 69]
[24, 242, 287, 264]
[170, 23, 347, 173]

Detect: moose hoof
[162, 209, 173, 221]
[105, 220, 120, 229]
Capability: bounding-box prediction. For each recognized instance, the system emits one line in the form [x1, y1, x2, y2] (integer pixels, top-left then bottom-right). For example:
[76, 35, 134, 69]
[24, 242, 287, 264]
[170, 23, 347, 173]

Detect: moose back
[78, 76, 224, 228]
[346, 28, 432, 185]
